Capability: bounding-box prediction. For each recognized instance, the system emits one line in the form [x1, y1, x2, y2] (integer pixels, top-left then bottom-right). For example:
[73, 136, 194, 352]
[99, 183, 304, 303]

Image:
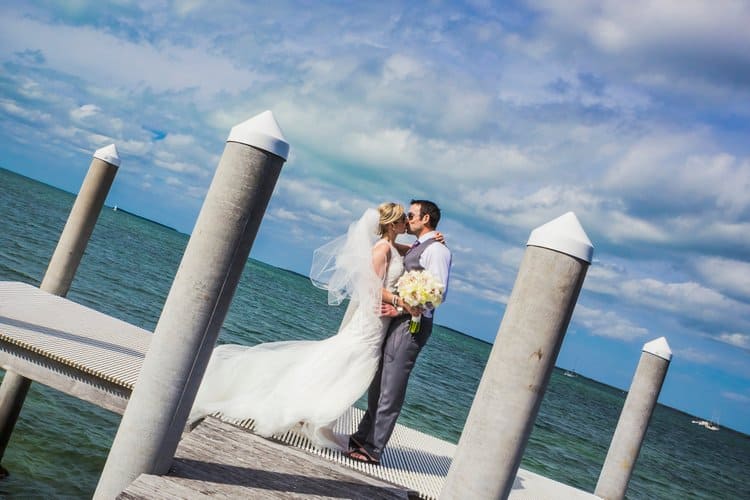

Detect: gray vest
[403, 237, 438, 332]
[404, 238, 438, 271]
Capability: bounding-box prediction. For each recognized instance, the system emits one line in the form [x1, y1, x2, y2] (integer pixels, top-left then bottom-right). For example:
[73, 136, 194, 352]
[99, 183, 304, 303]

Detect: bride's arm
[372, 244, 403, 306]
[372, 243, 406, 316]
[371, 241, 391, 280]
[393, 242, 410, 256]
[394, 232, 447, 255]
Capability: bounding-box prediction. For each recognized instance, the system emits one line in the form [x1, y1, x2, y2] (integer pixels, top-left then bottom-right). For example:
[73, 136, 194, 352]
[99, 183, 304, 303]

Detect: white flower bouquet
[396, 269, 444, 333]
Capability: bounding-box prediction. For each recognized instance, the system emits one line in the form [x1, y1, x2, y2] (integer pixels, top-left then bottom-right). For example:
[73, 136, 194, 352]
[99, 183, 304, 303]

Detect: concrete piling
[441, 212, 593, 500]
[0, 145, 120, 471]
[40, 144, 121, 296]
[595, 337, 672, 500]
[94, 111, 289, 499]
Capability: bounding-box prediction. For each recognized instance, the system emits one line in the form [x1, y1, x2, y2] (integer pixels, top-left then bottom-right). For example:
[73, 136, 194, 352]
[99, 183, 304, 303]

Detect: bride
[189, 202, 414, 449]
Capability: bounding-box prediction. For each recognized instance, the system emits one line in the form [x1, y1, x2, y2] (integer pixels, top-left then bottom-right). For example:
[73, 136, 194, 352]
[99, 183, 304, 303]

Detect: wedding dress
[189, 209, 403, 450]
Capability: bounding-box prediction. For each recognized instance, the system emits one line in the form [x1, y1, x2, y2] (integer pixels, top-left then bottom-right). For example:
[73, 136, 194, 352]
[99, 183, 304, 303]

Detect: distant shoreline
[108, 204, 179, 232]
[0, 166, 182, 233]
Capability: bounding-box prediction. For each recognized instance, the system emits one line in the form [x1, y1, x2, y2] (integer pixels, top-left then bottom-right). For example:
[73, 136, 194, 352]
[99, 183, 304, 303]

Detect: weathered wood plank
[119, 417, 411, 499]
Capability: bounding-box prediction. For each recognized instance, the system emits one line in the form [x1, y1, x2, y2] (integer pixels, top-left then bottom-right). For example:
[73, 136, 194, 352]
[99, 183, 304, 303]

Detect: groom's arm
[394, 232, 446, 256]
[421, 244, 452, 311]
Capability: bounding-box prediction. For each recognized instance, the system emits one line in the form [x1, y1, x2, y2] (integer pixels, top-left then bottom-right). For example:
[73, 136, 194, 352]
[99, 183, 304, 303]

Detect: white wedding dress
[189, 233, 403, 450]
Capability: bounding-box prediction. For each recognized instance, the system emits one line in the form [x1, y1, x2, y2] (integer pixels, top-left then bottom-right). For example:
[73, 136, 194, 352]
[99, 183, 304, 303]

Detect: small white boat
[691, 419, 719, 431]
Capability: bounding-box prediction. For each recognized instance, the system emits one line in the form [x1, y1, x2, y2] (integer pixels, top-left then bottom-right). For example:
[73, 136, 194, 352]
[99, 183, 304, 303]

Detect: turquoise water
[0, 167, 748, 498]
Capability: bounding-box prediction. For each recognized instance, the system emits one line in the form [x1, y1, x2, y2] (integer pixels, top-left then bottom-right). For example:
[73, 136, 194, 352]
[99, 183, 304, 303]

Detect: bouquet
[396, 269, 444, 333]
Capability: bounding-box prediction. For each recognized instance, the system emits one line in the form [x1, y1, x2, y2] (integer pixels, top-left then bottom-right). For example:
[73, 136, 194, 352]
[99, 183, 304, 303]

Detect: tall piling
[0, 145, 120, 471]
[441, 212, 593, 500]
[40, 144, 122, 296]
[595, 337, 672, 500]
[94, 111, 289, 499]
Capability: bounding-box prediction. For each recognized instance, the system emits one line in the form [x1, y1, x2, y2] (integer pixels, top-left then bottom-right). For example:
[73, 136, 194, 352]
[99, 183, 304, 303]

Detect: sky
[0, 1, 748, 434]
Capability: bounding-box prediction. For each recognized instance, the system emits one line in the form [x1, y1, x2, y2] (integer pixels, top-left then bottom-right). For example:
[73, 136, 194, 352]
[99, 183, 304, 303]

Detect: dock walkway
[0, 280, 600, 499]
[0, 281, 149, 414]
[121, 417, 412, 499]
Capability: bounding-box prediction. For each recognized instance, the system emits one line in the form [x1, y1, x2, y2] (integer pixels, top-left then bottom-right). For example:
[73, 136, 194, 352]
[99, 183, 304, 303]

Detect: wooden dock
[0, 280, 601, 499]
[138, 408, 601, 500]
[120, 417, 412, 499]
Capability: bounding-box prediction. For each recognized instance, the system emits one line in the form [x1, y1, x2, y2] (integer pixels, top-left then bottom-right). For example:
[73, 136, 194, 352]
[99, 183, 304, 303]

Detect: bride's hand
[380, 303, 399, 317]
[435, 231, 447, 245]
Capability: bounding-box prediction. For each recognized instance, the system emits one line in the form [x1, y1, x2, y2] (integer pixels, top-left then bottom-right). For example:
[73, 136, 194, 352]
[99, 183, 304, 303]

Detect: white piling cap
[643, 336, 672, 361]
[527, 212, 594, 263]
[93, 144, 121, 167]
[227, 110, 289, 160]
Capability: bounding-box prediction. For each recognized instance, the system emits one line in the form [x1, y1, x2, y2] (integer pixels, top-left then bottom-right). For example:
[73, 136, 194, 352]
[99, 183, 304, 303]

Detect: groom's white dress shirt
[415, 230, 452, 318]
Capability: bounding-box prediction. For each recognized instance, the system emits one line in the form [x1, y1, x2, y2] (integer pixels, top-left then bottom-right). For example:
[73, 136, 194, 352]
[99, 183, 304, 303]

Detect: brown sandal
[346, 448, 380, 465]
[348, 436, 365, 452]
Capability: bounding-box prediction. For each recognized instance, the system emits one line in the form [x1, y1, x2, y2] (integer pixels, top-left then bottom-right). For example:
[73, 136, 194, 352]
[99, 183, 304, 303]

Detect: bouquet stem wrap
[396, 269, 444, 335]
[408, 315, 421, 333]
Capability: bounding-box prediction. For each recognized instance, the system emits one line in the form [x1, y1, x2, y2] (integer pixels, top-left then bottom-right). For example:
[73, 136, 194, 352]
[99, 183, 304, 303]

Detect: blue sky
[1, 1, 748, 434]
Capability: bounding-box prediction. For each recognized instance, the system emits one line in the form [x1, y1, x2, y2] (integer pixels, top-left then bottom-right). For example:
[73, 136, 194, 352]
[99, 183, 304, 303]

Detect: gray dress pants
[352, 313, 433, 460]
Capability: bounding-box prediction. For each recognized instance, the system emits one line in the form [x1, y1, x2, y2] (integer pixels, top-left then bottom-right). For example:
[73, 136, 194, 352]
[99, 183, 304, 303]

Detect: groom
[348, 199, 452, 464]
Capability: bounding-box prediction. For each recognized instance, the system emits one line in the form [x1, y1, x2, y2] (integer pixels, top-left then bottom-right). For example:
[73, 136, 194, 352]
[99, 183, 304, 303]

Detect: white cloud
[603, 132, 750, 218]
[693, 257, 750, 300]
[583, 260, 626, 296]
[18, 77, 45, 99]
[621, 278, 750, 329]
[113, 138, 151, 157]
[271, 208, 301, 222]
[162, 134, 195, 148]
[531, 0, 750, 97]
[718, 333, 750, 350]
[574, 304, 649, 340]
[173, 0, 208, 16]
[383, 53, 426, 83]
[0, 13, 259, 98]
[165, 176, 182, 186]
[676, 346, 719, 364]
[153, 158, 202, 174]
[450, 276, 509, 304]
[721, 391, 750, 403]
[600, 211, 669, 245]
[70, 104, 101, 121]
[0, 98, 52, 122]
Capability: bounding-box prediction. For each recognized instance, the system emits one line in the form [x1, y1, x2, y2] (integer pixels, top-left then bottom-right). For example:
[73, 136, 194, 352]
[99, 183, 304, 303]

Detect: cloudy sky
[1, 1, 748, 434]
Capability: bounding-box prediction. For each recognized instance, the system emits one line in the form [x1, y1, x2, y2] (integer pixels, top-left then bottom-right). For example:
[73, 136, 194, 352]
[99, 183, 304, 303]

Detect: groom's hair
[411, 199, 441, 229]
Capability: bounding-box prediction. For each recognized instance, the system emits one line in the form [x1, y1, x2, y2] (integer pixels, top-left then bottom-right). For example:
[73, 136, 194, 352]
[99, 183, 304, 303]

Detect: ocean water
[0, 167, 748, 499]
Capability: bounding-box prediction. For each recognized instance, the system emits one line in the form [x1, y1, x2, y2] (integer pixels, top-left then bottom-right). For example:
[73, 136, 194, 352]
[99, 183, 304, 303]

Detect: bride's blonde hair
[377, 202, 405, 237]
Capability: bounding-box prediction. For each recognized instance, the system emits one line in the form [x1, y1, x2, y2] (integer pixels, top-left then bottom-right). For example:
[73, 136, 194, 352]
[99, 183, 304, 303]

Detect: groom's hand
[380, 303, 399, 317]
[403, 303, 423, 316]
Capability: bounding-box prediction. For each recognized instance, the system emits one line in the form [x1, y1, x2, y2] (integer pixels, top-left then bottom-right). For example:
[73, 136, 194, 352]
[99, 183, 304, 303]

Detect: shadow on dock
[119, 416, 413, 499]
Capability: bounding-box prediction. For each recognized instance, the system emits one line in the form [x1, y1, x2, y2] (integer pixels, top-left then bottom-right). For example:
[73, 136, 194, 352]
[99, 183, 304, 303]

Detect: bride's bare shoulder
[373, 239, 400, 259]
[372, 239, 391, 253]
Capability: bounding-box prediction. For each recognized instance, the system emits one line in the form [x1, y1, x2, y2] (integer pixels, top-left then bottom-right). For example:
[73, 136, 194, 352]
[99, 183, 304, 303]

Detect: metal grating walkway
[219, 407, 453, 499]
[0, 280, 150, 412]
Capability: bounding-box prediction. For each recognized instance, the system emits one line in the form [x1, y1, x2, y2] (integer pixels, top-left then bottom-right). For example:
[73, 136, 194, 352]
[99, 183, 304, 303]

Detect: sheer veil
[310, 208, 383, 330]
